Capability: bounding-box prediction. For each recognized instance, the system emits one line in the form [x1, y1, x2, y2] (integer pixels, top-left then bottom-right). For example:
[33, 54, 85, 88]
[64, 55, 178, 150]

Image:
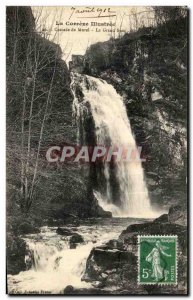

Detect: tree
[7, 7, 69, 213]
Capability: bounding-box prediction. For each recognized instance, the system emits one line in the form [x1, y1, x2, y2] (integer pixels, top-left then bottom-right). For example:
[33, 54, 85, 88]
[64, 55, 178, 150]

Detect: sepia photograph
[6, 5, 188, 295]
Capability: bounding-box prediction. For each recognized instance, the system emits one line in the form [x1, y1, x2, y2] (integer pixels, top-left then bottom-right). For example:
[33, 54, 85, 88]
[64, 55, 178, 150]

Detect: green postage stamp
[138, 235, 178, 285]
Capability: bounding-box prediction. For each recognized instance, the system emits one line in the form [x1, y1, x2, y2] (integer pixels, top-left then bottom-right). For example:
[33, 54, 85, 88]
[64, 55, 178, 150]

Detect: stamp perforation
[137, 235, 178, 285]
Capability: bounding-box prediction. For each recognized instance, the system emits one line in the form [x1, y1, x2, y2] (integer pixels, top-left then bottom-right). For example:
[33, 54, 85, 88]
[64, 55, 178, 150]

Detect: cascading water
[71, 73, 155, 218]
[7, 74, 163, 295]
[7, 221, 134, 294]
[8, 227, 92, 293]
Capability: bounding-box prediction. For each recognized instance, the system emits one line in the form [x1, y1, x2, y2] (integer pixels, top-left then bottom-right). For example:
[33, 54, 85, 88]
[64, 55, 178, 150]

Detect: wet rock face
[69, 55, 85, 73]
[7, 234, 27, 275]
[69, 233, 84, 244]
[78, 20, 187, 208]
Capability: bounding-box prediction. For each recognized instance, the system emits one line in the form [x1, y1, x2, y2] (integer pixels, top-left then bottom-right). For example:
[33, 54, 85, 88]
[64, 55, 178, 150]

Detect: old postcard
[6, 6, 188, 295]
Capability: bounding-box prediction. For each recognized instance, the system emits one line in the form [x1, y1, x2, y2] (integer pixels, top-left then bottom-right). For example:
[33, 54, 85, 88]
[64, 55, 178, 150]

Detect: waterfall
[8, 223, 130, 293]
[72, 73, 154, 218]
[7, 227, 94, 293]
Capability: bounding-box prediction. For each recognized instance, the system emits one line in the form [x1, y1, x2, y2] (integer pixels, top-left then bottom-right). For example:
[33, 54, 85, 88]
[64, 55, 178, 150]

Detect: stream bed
[7, 217, 148, 294]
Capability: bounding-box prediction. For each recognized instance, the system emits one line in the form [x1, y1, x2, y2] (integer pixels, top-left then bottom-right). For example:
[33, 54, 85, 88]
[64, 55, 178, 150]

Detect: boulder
[69, 233, 84, 244]
[153, 214, 169, 223]
[56, 227, 74, 236]
[106, 239, 124, 250]
[90, 196, 112, 218]
[83, 246, 137, 286]
[96, 207, 112, 218]
[63, 285, 74, 294]
[83, 245, 143, 292]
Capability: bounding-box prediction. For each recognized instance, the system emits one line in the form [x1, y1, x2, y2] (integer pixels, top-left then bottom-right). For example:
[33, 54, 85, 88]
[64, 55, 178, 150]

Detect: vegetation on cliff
[6, 7, 103, 233]
[79, 7, 188, 208]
